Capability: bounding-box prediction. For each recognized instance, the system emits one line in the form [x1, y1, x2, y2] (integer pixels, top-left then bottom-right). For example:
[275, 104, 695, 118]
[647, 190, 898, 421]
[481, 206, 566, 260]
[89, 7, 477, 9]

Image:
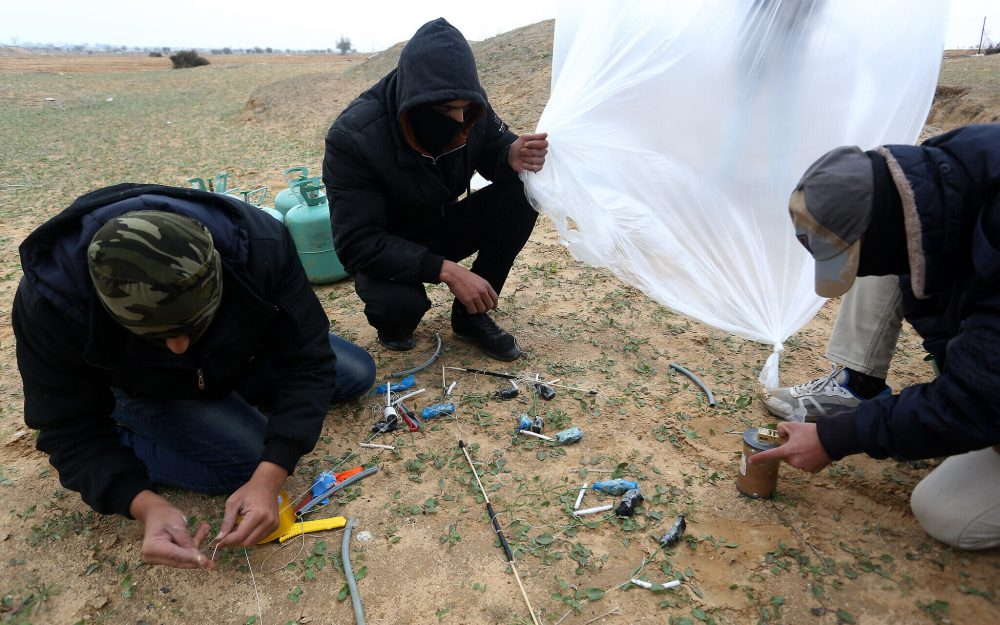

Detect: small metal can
[736, 427, 780, 499]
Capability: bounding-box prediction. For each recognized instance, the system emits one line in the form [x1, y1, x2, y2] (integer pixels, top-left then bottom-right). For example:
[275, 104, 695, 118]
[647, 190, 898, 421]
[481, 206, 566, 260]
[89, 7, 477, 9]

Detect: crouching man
[323, 18, 547, 360]
[752, 125, 1000, 550]
[13, 184, 375, 568]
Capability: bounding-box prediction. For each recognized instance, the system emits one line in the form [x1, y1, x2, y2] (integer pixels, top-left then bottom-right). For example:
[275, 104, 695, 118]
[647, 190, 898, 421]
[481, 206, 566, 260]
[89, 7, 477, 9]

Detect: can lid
[743, 427, 779, 451]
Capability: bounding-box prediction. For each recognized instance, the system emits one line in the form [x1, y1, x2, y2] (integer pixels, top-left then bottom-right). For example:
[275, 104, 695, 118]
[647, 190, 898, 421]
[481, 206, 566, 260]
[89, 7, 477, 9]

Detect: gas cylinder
[274, 166, 309, 216]
[237, 187, 283, 224]
[284, 178, 348, 283]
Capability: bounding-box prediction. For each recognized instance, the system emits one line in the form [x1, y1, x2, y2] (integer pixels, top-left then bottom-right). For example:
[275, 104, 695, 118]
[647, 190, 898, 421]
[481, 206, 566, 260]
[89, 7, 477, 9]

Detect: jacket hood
[878, 125, 1000, 299]
[395, 18, 486, 114]
[18, 184, 251, 325]
[394, 18, 486, 155]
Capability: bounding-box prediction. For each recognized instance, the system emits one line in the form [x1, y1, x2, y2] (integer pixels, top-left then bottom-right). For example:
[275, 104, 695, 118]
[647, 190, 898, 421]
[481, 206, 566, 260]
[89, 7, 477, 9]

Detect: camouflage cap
[789, 146, 874, 298]
[87, 210, 223, 341]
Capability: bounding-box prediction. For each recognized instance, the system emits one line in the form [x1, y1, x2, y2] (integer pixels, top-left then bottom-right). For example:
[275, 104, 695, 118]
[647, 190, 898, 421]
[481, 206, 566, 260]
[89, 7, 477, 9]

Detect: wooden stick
[458, 440, 541, 625]
[583, 607, 621, 624]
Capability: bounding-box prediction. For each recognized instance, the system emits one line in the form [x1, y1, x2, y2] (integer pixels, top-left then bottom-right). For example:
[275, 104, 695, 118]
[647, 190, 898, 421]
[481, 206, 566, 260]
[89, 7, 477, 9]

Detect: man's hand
[130, 490, 214, 570]
[440, 260, 498, 314]
[749, 422, 832, 473]
[508, 133, 549, 173]
[217, 461, 288, 547]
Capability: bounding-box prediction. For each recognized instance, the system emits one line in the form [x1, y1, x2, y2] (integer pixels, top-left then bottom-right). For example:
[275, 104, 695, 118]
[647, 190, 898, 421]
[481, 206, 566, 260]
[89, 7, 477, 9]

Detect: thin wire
[245, 547, 265, 625]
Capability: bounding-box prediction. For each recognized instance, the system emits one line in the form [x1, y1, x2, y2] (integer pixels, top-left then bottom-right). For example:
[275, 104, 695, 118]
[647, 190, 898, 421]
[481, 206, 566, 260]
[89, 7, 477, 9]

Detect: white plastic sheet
[524, 0, 948, 388]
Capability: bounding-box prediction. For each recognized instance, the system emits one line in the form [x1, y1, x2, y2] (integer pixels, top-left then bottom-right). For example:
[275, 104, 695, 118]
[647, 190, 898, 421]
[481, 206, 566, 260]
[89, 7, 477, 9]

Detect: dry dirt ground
[1, 23, 999, 625]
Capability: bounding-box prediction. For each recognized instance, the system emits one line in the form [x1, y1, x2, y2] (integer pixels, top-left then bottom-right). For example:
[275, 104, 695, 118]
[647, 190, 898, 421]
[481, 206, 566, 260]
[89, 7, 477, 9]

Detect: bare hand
[130, 491, 214, 570]
[508, 132, 548, 173]
[217, 462, 288, 547]
[440, 260, 498, 314]
[749, 422, 832, 473]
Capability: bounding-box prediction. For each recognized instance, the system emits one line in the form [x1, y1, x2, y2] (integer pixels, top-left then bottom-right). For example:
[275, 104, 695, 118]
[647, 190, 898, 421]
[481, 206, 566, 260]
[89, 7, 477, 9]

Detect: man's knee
[329, 334, 376, 401]
[355, 277, 430, 331]
[911, 453, 1000, 551]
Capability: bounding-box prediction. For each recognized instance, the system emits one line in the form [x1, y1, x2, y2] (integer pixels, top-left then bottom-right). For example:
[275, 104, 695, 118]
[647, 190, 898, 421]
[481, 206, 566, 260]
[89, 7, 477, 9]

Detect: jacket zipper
[420, 143, 466, 165]
[420, 144, 468, 218]
[197, 368, 205, 391]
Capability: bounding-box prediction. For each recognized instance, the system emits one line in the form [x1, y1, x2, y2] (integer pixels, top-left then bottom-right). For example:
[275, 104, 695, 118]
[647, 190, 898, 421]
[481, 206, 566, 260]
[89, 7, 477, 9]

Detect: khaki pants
[826, 275, 904, 378]
[827, 277, 1000, 550]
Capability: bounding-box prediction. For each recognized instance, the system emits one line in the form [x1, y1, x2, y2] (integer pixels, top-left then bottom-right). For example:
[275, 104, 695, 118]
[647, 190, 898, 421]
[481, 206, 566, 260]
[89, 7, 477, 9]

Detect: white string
[245, 547, 265, 625]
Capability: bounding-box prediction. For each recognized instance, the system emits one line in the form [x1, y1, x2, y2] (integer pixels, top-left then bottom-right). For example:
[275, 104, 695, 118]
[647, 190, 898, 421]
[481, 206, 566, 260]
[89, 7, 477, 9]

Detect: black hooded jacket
[817, 125, 1000, 461]
[13, 184, 336, 517]
[322, 18, 519, 283]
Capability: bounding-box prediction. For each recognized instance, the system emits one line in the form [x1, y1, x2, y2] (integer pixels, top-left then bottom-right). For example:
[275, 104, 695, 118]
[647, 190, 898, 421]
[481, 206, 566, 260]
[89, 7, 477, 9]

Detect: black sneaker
[377, 330, 415, 352]
[451, 303, 522, 361]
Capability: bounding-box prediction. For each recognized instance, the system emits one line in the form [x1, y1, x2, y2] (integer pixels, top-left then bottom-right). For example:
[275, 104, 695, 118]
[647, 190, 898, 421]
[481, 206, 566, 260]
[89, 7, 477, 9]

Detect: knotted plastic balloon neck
[758, 342, 784, 391]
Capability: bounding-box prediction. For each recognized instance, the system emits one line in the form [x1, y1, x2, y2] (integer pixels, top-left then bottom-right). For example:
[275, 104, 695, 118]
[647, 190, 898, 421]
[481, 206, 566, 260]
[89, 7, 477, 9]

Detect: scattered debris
[342, 517, 367, 625]
[496, 380, 520, 400]
[629, 578, 680, 591]
[359, 442, 395, 451]
[518, 430, 554, 442]
[376, 375, 414, 394]
[614, 488, 644, 517]
[575, 504, 613, 517]
[389, 332, 442, 378]
[421, 402, 455, 420]
[574, 483, 588, 510]
[554, 427, 583, 445]
[458, 440, 542, 625]
[592, 479, 637, 495]
[658, 515, 687, 548]
[669, 362, 716, 406]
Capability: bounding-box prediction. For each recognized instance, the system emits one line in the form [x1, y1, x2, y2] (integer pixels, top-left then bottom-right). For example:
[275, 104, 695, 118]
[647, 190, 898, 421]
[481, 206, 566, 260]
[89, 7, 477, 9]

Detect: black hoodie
[322, 18, 519, 284]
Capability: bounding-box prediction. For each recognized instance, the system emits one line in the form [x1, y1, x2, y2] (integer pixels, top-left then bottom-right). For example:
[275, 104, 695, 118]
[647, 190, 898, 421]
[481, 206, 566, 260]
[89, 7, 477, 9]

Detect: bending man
[13, 184, 375, 568]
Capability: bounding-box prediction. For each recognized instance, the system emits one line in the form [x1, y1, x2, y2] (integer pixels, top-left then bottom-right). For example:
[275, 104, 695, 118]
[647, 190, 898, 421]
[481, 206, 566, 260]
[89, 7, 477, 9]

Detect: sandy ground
[0, 24, 998, 625]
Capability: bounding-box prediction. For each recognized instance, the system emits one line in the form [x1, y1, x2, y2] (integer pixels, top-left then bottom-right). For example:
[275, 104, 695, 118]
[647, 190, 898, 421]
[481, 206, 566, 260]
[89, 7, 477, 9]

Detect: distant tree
[149, 51, 162, 57]
[265, 47, 273, 53]
[336, 36, 352, 55]
[170, 50, 210, 69]
[986, 41, 1000, 56]
[222, 47, 232, 54]
[162, 46, 171, 54]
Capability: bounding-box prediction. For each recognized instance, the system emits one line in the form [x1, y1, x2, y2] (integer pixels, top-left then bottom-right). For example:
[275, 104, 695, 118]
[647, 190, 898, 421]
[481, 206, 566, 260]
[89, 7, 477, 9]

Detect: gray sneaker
[762, 367, 873, 421]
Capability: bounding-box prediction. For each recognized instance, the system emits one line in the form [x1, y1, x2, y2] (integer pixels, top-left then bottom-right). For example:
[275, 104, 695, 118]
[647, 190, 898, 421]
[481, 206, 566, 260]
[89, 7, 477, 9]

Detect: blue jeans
[113, 333, 375, 494]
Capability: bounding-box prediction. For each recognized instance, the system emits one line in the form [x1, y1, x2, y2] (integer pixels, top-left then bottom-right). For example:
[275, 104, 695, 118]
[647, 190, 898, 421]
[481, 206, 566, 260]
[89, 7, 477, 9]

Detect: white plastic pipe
[518, 430, 554, 442]
[574, 483, 588, 510]
[630, 578, 681, 590]
[574, 504, 613, 516]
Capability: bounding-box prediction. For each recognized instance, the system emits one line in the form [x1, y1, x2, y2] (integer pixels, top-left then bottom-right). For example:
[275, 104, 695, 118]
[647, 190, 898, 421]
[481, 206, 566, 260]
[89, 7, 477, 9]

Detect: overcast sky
[1, 1, 996, 51]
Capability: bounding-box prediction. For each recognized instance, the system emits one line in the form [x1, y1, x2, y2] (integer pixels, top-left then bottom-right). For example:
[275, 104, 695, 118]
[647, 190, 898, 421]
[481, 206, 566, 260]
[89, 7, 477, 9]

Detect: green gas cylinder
[274, 167, 309, 216]
[284, 178, 347, 284]
[238, 187, 284, 224]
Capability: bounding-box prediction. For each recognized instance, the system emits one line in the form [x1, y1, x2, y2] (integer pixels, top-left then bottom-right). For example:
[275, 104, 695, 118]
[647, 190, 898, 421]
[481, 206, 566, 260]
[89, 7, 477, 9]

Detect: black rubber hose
[669, 363, 716, 406]
[389, 332, 442, 378]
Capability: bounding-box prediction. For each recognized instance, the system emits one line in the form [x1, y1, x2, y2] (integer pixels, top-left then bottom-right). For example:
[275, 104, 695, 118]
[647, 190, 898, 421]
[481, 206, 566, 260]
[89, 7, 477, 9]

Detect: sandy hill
[244, 20, 554, 136]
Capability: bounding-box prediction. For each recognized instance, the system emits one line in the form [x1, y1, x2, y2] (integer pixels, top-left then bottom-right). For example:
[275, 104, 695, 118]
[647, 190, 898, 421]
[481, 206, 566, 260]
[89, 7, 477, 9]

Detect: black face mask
[408, 105, 463, 156]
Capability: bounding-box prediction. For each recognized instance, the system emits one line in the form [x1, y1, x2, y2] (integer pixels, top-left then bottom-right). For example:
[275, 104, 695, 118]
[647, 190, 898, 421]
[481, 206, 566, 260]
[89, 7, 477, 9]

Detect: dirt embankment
[243, 20, 554, 136]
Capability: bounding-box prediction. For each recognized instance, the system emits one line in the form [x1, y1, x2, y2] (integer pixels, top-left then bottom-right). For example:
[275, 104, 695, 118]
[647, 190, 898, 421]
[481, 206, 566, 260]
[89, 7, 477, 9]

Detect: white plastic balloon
[524, 0, 948, 388]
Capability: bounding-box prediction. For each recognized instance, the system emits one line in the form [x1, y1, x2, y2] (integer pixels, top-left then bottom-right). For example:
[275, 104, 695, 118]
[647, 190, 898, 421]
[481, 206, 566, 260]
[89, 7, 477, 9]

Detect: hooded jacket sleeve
[473, 103, 519, 183]
[323, 127, 446, 284]
[12, 282, 153, 517]
[256, 228, 339, 473]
